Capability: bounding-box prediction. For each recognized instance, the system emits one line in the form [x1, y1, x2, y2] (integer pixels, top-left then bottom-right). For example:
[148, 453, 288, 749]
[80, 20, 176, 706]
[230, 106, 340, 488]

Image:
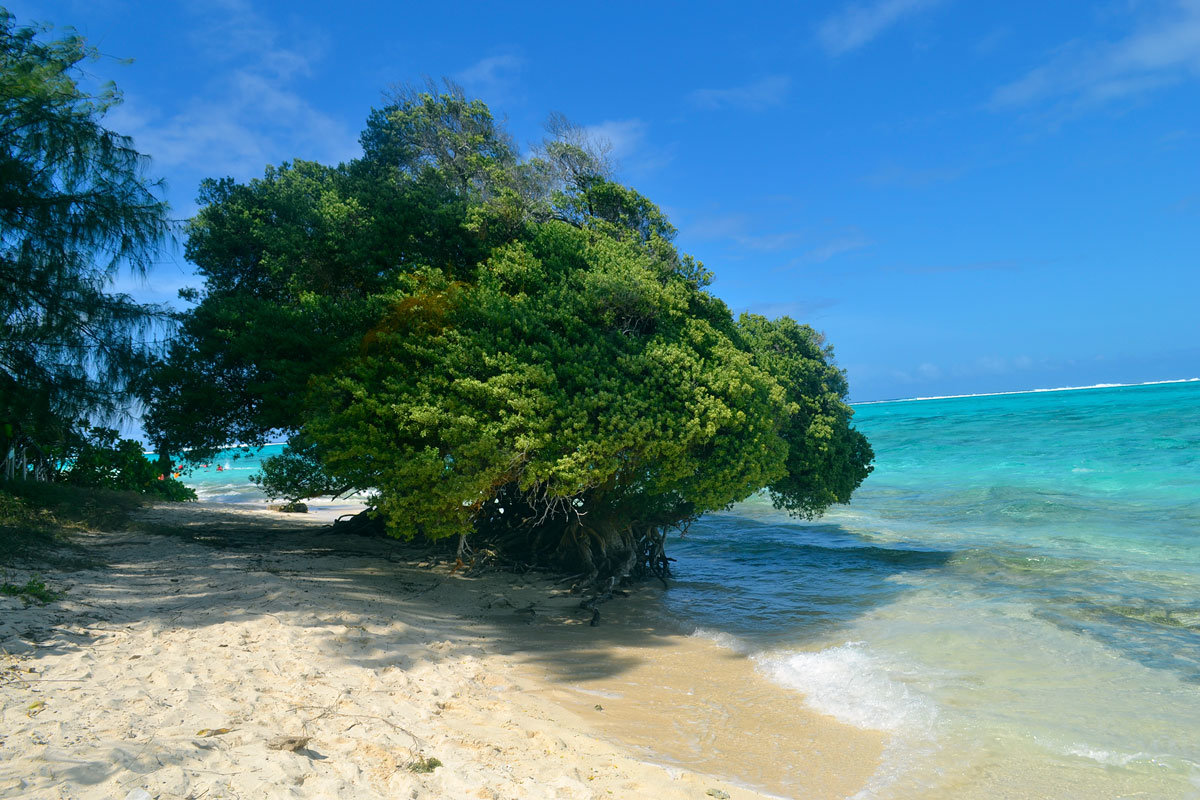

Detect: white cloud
[583, 119, 647, 161]
[961, 354, 1040, 376]
[818, 0, 945, 55]
[685, 212, 751, 240]
[455, 54, 523, 101]
[582, 119, 673, 174]
[683, 212, 803, 252]
[991, 0, 1200, 112]
[109, 0, 357, 183]
[689, 75, 791, 111]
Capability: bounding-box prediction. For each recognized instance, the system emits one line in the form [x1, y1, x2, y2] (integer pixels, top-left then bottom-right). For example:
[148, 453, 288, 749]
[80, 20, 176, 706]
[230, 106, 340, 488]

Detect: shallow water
[162, 444, 280, 503]
[662, 380, 1200, 797]
[166, 382, 1200, 796]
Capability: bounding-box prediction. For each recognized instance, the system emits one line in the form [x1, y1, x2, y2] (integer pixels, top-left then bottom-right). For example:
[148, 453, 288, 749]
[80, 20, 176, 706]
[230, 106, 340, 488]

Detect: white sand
[0, 502, 880, 799]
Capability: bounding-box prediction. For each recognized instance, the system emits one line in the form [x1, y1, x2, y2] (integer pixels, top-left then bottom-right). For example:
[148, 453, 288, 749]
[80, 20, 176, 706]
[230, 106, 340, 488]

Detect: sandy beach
[1, 501, 882, 799]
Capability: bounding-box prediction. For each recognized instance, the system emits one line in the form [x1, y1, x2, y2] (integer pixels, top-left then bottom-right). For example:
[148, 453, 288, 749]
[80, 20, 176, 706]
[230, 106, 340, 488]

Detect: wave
[853, 377, 1199, 406]
[755, 642, 938, 734]
[689, 627, 753, 654]
[692, 628, 937, 735]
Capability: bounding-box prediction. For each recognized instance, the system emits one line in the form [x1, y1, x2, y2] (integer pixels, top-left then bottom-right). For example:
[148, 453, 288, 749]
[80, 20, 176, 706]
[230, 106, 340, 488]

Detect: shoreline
[1, 501, 882, 799]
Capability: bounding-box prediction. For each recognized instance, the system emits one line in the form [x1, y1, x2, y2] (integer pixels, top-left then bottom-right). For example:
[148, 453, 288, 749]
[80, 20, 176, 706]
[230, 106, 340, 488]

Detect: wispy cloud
[584, 119, 646, 161]
[683, 211, 750, 241]
[683, 212, 803, 252]
[803, 234, 872, 263]
[969, 354, 1036, 375]
[871, 353, 1041, 386]
[108, 0, 357, 185]
[818, 0, 945, 55]
[863, 162, 965, 188]
[991, 0, 1200, 113]
[583, 119, 673, 173]
[455, 53, 523, 101]
[917, 362, 942, 379]
[689, 75, 791, 111]
[899, 259, 1020, 275]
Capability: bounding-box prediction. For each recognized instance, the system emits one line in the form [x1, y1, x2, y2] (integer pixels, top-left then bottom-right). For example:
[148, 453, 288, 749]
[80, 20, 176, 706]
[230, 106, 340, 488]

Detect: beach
[0, 501, 882, 799]
[7, 381, 1194, 798]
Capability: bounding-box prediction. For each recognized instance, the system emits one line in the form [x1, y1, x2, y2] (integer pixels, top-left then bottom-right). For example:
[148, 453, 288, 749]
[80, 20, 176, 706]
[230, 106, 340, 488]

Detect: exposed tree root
[325, 489, 684, 621]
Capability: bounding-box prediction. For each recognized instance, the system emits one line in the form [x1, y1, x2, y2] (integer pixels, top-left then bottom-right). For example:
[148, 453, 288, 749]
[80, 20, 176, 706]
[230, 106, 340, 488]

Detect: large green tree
[149, 85, 872, 585]
[0, 11, 171, 453]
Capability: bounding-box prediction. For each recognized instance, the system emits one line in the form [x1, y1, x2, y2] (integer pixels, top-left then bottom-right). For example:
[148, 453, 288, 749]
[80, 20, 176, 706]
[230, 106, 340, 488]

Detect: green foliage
[306, 220, 791, 543]
[737, 315, 874, 517]
[251, 434, 346, 502]
[0, 11, 172, 442]
[0, 489, 60, 563]
[1, 574, 59, 604]
[149, 86, 872, 578]
[62, 428, 195, 501]
[406, 756, 442, 773]
[0, 480, 143, 567]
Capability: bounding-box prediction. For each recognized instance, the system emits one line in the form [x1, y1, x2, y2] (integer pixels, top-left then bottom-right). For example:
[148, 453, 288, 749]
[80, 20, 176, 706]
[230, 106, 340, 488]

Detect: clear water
[160, 444, 283, 503]
[664, 380, 1200, 798]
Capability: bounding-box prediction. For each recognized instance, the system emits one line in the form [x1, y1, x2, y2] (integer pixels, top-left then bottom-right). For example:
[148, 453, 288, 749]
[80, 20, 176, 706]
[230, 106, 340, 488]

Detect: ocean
[169, 445, 284, 503]
[174, 379, 1200, 797]
[667, 379, 1200, 798]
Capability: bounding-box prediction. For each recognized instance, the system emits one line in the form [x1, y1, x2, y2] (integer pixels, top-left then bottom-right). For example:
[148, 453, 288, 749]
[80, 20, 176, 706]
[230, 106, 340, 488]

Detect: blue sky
[13, 0, 1200, 400]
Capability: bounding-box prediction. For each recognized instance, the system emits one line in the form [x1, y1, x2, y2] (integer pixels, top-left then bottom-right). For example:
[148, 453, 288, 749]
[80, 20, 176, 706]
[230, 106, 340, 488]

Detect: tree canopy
[148, 83, 873, 584]
[0, 11, 171, 451]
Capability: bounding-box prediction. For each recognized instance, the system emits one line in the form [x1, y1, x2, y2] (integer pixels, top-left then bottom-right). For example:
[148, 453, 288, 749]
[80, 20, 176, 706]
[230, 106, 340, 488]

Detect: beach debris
[195, 727, 232, 737]
[593, 704, 604, 711]
[267, 735, 311, 752]
[705, 790, 730, 800]
[26, 700, 45, 716]
[406, 755, 443, 773]
[124, 790, 153, 800]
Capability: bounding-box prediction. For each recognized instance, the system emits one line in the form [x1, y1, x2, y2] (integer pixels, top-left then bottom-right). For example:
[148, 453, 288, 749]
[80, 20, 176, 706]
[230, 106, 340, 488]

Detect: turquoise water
[165, 445, 281, 503]
[664, 380, 1200, 798]
[171, 381, 1200, 796]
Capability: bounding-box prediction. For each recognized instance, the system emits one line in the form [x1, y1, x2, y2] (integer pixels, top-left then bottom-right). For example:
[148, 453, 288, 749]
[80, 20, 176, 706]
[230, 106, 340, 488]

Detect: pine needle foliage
[0, 11, 172, 442]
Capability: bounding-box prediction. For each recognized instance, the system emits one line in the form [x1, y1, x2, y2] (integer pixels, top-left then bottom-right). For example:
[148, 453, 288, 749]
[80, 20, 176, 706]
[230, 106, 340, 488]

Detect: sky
[11, 0, 1200, 401]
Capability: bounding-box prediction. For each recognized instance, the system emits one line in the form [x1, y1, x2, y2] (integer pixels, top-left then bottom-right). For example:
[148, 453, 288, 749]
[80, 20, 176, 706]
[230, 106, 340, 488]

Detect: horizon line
[851, 377, 1200, 406]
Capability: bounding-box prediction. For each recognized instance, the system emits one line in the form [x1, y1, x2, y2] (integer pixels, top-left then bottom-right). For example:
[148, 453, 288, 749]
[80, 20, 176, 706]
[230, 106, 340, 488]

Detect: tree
[148, 87, 873, 587]
[0, 11, 171, 454]
[61, 426, 195, 500]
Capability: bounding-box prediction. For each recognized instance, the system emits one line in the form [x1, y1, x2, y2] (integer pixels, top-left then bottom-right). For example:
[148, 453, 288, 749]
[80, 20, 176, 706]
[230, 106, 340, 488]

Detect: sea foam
[689, 627, 753, 654]
[754, 643, 937, 734]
